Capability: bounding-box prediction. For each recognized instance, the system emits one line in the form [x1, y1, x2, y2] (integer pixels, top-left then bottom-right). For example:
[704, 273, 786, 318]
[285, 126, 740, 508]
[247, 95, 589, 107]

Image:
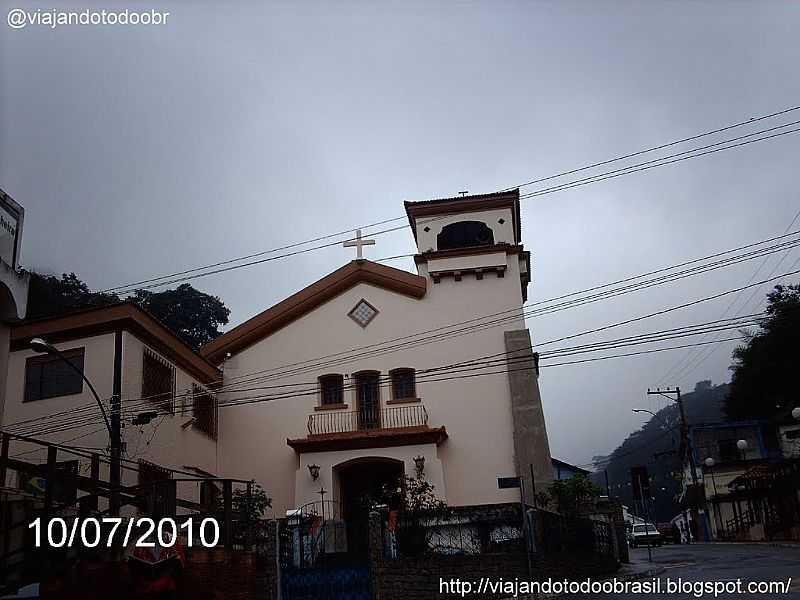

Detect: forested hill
[593, 381, 728, 522]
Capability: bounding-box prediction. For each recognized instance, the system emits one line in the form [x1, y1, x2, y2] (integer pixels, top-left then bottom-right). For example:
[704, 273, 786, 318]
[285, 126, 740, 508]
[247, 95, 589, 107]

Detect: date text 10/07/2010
[28, 517, 220, 549]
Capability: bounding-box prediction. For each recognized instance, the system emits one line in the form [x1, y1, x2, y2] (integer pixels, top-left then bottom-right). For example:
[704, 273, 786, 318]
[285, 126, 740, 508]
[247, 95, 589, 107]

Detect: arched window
[390, 368, 416, 400]
[436, 221, 494, 250]
[319, 374, 344, 406]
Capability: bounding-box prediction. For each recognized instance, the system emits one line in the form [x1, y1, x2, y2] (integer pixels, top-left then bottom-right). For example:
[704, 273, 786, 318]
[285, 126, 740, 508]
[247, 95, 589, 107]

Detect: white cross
[343, 229, 375, 259]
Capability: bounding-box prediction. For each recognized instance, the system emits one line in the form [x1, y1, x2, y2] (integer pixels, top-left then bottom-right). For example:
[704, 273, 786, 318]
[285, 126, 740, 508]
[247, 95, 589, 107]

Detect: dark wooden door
[355, 373, 380, 430]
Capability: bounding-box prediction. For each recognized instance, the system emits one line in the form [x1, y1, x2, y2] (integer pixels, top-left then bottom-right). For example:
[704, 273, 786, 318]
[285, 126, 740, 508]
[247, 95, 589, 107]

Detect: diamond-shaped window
[348, 299, 378, 328]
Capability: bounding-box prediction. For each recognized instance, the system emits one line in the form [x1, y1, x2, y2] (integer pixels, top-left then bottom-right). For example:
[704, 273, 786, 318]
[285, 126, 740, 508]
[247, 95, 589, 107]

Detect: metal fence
[381, 504, 525, 558]
[308, 405, 428, 436]
[536, 509, 614, 557]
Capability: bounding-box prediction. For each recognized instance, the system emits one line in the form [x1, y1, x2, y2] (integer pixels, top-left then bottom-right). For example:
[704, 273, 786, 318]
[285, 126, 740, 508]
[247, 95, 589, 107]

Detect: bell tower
[404, 189, 530, 301]
[405, 189, 551, 500]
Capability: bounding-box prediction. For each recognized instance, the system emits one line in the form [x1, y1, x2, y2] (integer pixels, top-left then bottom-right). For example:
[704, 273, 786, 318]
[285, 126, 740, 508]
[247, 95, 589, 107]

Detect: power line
[119, 124, 800, 294]
[503, 104, 800, 191]
[106, 221, 416, 295]
[10, 312, 764, 437]
[519, 125, 800, 201]
[94, 107, 800, 295]
[205, 231, 800, 391]
[10, 234, 800, 433]
[663, 206, 800, 385]
[11, 318, 749, 436]
[13, 334, 745, 439]
[44, 236, 797, 423]
[99, 215, 409, 294]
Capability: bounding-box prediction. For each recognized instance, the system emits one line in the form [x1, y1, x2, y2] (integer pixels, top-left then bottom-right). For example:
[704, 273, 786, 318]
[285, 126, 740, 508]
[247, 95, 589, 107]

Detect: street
[573, 544, 800, 599]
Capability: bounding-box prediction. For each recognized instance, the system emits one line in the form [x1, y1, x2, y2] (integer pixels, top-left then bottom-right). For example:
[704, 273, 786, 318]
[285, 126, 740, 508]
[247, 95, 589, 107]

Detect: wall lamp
[308, 464, 320, 481]
[413, 455, 425, 476]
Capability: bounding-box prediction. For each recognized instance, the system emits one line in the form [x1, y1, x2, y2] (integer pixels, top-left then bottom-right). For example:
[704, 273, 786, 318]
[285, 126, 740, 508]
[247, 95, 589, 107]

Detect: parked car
[656, 522, 674, 543]
[629, 523, 663, 547]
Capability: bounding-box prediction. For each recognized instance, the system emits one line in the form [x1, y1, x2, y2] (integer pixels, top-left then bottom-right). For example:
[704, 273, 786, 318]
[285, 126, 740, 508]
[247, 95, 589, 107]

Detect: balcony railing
[307, 404, 428, 436]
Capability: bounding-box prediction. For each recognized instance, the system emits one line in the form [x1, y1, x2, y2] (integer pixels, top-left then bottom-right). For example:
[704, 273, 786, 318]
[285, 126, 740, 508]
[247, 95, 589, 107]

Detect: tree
[547, 474, 602, 517]
[381, 473, 448, 557]
[133, 284, 230, 350]
[216, 483, 271, 522]
[725, 283, 800, 421]
[27, 272, 121, 319]
[27, 271, 230, 350]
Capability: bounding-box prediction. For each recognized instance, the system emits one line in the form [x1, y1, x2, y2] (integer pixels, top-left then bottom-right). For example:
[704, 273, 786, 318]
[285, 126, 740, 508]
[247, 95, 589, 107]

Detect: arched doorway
[336, 458, 404, 557]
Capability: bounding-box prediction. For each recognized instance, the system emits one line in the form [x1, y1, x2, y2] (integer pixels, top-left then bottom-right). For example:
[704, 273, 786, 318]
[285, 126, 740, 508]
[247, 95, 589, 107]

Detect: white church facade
[203, 189, 553, 514]
[0, 189, 553, 519]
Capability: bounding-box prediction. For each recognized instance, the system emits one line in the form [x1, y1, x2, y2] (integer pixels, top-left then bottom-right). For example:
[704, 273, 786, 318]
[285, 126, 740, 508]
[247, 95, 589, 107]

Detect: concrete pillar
[504, 329, 552, 507]
[367, 511, 382, 600]
[261, 519, 279, 600]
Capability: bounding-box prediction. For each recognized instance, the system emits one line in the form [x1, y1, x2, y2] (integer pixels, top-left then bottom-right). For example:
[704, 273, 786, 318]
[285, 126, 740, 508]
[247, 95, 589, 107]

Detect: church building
[201, 189, 553, 515]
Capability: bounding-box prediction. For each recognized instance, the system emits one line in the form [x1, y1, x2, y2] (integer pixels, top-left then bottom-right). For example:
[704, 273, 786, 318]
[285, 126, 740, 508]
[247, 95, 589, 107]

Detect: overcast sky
[2, 0, 799, 467]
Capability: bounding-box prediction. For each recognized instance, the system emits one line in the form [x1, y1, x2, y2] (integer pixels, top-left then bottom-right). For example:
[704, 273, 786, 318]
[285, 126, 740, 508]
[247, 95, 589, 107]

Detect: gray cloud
[2, 0, 799, 465]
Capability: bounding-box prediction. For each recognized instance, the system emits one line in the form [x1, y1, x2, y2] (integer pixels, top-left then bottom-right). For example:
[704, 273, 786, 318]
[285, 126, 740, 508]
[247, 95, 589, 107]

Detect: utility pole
[109, 399, 121, 515]
[647, 386, 708, 542]
[110, 331, 123, 516]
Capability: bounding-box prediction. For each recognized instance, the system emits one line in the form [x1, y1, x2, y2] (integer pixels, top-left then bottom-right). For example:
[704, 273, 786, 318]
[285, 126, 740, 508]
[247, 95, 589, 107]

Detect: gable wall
[218, 260, 529, 513]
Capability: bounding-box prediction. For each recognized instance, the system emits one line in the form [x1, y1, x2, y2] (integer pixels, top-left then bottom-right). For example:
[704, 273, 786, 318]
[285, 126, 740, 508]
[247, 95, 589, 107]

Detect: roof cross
[343, 229, 375, 259]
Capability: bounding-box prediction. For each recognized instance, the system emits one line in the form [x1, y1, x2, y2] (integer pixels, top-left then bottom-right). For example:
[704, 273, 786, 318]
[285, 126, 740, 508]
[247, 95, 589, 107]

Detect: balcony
[307, 404, 428, 435]
[287, 404, 448, 453]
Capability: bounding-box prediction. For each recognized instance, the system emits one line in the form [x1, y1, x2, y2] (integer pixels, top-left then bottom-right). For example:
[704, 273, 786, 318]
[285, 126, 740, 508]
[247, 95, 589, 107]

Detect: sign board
[497, 476, 521, 489]
[0, 190, 23, 269]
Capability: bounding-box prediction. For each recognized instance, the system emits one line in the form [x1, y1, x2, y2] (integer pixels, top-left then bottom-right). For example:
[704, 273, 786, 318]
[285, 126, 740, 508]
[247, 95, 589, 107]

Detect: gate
[279, 500, 371, 600]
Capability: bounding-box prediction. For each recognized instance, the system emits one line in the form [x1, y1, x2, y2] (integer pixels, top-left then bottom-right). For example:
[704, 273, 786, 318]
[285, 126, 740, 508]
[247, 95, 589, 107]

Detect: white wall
[1, 331, 219, 510]
[294, 443, 444, 510]
[120, 332, 218, 478]
[218, 254, 530, 513]
[2, 333, 116, 452]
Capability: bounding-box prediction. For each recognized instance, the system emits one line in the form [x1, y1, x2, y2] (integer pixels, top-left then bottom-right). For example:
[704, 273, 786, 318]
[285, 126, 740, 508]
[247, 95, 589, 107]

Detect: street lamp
[632, 409, 678, 442]
[30, 338, 111, 436]
[736, 439, 748, 461]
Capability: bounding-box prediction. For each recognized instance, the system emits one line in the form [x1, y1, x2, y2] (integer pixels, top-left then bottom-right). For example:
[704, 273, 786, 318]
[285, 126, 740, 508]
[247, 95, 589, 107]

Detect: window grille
[391, 368, 416, 400]
[319, 374, 344, 406]
[192, 383, 217, 439]
[141, 348, 175, 414]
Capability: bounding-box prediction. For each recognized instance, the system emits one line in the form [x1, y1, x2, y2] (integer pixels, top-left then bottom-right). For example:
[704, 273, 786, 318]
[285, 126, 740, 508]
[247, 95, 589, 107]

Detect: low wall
[367, 509, 620, 600]
[373, 552, 528, 600]
[185, 547, 258, 600]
